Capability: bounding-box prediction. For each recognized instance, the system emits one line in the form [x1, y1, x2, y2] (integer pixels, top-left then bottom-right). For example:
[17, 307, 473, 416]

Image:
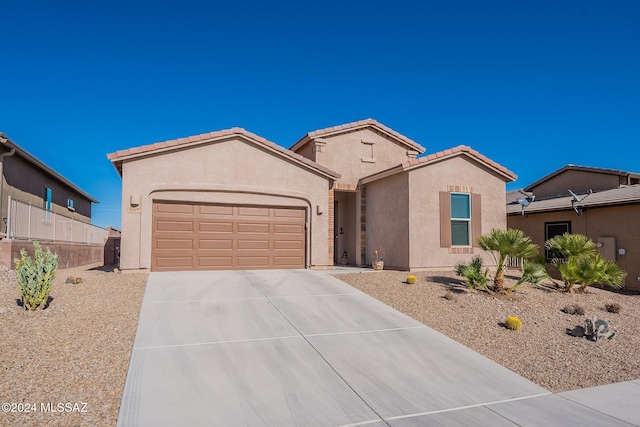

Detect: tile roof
[289, 119, 426, 153]
[0, 132, 99, 203]
[524, 165, 640, 191]
[361, 145, 517, 184]
[507, 185, 640, 215]
[107, 127, 341, 179]
[403, 145, 517, 181]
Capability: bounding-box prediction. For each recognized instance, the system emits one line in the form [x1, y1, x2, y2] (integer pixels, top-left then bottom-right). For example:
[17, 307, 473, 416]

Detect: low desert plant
[443, 290, 457, 301]
[605, 303, 621, 314]
[561, 304, 585, 315]
[509, 261, 549, 292]
[65, 276, 83, 284]
[455, 256, 491, 293]
[406, 275, 417, 285]
[504, 316, 522, 331]
[14, 242, 58, 310]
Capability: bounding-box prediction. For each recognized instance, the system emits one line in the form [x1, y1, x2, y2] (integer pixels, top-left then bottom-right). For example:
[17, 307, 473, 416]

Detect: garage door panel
[237, 207, 270, 217]
[238, 239, 270, 250]
[273, 240, 304, 250]
[156, 203, 194, 214]
[152, 202, 305, 271]
[198, 257, 234, 268]
[199, 221, 234, 233]
[199, 239, 233, 250]
[273, 256, 304, 267]
[274, 223, 304, 234]
[274, 208, 305, 218]
[156, 220, 194, 232]
[155, 257, 194, 269]
[238, 223, 270, 234]
[156, 239, 193, 250]
[199, 205, 233, 216]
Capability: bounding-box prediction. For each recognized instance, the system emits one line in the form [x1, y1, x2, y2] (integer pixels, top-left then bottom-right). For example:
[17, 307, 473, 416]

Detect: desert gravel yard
[1, 265, 639, 426]
[0, 264, 147, 427]
[337, 269, 640, 393]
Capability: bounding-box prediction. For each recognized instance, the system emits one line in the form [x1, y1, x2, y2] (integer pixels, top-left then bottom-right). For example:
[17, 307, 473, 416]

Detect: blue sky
[2, 0, 639, 229]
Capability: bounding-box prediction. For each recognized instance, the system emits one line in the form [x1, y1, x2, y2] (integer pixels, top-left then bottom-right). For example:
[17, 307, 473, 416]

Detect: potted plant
[372, 246, 384, 270]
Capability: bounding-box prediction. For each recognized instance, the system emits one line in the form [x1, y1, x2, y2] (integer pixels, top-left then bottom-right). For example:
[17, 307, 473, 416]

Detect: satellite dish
[568, 189, 582, 202]
[516, 197, 529, 215]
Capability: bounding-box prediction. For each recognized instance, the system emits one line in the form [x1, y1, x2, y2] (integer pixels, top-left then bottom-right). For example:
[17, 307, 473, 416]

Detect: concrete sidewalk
[117, 270, 638, 426]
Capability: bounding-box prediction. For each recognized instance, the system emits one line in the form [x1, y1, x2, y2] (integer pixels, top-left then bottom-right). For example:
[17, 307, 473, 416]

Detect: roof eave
[1, 133, 99, 204]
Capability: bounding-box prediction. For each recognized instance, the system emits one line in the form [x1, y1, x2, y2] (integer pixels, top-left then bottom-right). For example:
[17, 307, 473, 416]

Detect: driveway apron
[117, 270, 630, 426]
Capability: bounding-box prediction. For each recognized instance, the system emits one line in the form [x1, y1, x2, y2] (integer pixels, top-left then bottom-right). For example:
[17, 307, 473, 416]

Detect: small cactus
[504, 316, 522, 331]
[14, 242, 58, 310]
[443, 290, 456, 301]
[561, 304, 585, 316]
[605, 303, 621, 314]
[406, 275, 417, 285]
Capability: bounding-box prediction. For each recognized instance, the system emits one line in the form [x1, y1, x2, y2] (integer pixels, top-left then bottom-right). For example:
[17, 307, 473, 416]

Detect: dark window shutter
[439, 191, 451, 248]
[471, 193, 482, 247]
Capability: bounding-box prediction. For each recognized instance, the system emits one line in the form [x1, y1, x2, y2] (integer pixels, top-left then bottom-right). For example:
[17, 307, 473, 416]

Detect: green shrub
[504, 316, 522, 331]
[406, 275, 417, 285]
[455, 256, 491, 293]
[14, 242, 58, 310]
[509, 261, 549, 292]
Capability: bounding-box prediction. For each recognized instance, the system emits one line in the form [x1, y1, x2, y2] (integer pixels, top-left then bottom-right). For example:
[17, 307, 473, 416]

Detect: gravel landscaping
[337, 269, 640, 393]
[1, 263, 638, 426]
[0, 264, 147, 427]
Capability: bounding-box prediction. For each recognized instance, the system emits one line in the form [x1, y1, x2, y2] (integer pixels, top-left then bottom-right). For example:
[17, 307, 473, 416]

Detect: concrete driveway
[117, 270, 636, 426]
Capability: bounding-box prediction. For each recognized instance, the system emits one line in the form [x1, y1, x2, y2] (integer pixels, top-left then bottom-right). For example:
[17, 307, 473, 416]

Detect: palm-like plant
[545, 233, 596, 263]
[477, 228, 539, 292]
[509, 260, 549, 292]
[546, 233, 626, 292]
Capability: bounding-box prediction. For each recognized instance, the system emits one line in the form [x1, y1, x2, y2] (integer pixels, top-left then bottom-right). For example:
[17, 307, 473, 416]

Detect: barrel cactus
[406, 275, 417, 285]
[14, 242, 58, 310]
[504, 316, 522, 331]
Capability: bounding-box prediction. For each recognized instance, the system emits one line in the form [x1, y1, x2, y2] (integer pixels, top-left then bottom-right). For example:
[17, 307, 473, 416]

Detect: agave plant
[477, 229, 538, 292]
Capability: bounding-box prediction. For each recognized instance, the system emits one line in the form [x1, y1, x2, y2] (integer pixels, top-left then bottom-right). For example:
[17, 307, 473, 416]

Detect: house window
[361, 140, 375, 163]
[67, 198, 75, 211]
[44, 187, 52, 211]
[451, 193, 471, 246]
[545, 221, 571, 262]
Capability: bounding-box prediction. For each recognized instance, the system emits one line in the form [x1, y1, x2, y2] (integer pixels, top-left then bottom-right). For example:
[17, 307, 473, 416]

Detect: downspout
[0, 135, 16, 238]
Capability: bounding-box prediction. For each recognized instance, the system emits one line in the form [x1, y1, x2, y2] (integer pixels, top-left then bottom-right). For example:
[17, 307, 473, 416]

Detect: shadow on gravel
[16, 296, 53, 310]
[429, 276, 467, 293]
[89, 265, 119, 273]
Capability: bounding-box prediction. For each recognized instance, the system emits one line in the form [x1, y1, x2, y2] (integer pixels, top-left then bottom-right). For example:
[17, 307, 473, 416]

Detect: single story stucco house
[108, 119, 516, 272]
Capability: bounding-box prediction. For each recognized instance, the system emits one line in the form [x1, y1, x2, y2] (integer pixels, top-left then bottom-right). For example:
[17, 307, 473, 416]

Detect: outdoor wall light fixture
[129, 194, 141, 207]
[316, 205, 323, 215]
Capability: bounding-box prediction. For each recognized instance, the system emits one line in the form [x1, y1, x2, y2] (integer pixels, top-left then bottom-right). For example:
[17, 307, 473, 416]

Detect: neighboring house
[0, 133, 104, 268]
[108, 119, 516, 272]
[507, 165, 640, 291]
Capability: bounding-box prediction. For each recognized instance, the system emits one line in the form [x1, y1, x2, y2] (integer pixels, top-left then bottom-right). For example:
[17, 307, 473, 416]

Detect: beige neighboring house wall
[110, 130, 338, 271]
[363, 148, 515, 270]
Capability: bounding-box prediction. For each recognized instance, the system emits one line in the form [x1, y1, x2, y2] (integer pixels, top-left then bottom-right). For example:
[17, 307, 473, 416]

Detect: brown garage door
[152, 202, 306, 271]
